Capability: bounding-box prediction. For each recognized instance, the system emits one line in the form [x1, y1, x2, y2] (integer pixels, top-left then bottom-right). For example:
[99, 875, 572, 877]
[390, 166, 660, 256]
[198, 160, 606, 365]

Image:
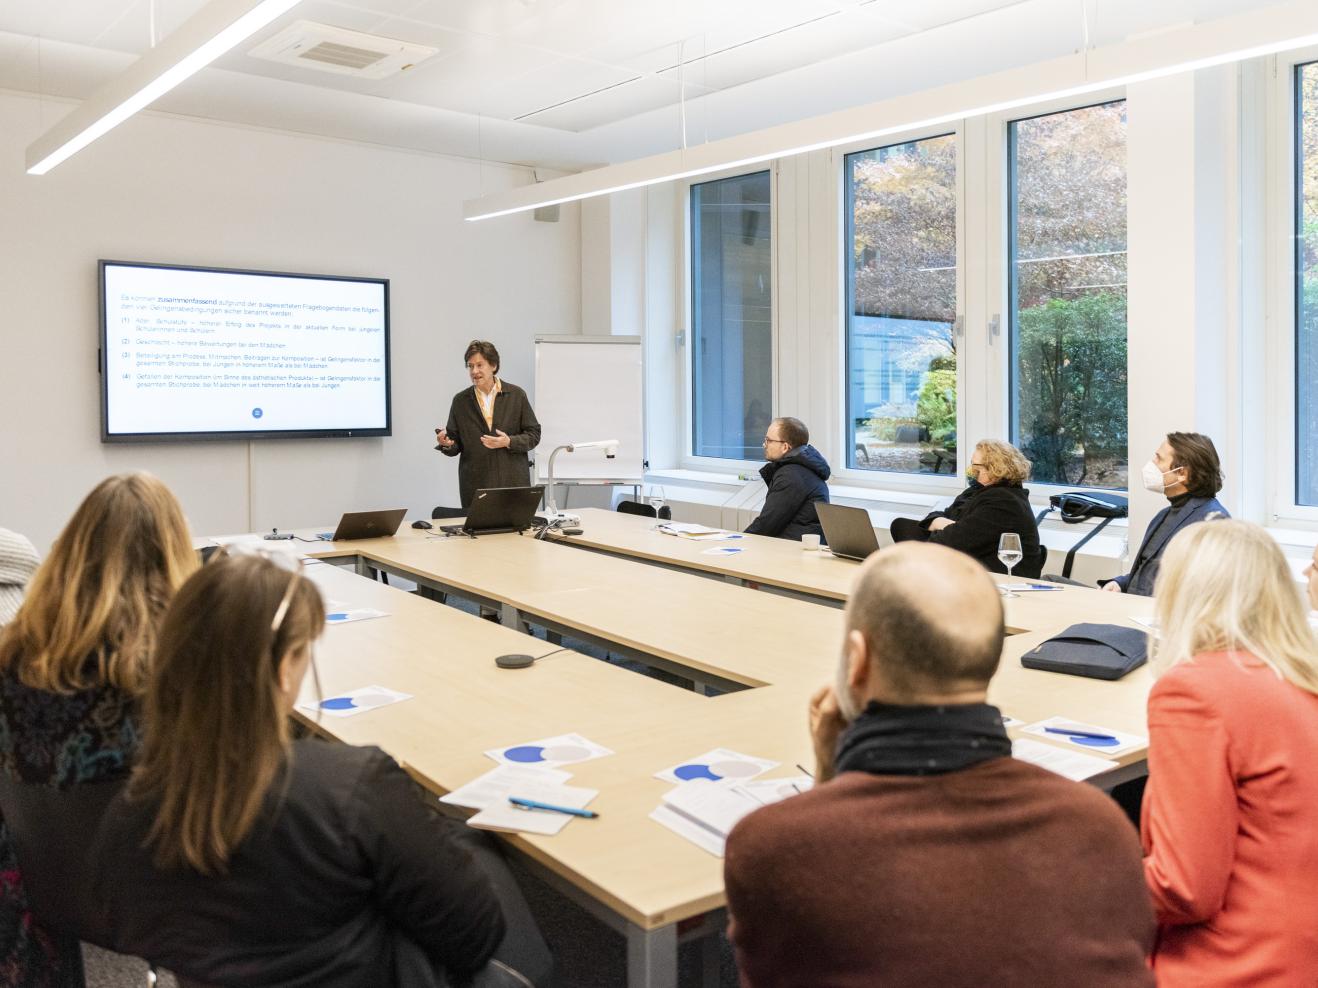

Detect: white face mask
[1141, 459, 1180, 494]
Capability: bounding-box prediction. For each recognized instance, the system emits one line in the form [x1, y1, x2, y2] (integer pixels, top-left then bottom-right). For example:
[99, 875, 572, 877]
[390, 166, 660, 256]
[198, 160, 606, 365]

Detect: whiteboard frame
[534, 334, 645, 486]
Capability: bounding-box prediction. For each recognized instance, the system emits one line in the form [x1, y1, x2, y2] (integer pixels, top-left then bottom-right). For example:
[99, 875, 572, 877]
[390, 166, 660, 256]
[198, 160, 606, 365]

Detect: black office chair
[0, 776, 137, 986]
[431, 506, 466, 520]
[1017, 543, 1048, 580]
[616, 500, 671, 521]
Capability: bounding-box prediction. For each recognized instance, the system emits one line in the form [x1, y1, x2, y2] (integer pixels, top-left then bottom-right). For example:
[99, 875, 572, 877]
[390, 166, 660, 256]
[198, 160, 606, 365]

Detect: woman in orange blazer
[1142, 520, 1318, 986]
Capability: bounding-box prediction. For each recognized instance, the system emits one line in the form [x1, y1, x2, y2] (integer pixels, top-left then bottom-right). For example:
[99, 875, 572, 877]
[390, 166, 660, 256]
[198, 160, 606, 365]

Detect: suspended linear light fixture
[26, 0, 303, 175]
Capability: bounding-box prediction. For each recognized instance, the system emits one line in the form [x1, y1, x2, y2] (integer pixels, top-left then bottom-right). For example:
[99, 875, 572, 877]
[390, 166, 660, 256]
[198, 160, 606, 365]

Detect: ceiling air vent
[248, 21, 437, 80]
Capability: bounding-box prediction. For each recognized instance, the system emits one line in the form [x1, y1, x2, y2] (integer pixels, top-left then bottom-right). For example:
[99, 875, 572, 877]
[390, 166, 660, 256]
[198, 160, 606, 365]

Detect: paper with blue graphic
[484, 732, 614, 768]
[654, 747, 778, 784]
[299, 684, 412, 719]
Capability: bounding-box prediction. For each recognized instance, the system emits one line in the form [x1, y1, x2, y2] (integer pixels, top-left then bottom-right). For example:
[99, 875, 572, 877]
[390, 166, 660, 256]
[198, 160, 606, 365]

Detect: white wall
[0, 92, 580, 551]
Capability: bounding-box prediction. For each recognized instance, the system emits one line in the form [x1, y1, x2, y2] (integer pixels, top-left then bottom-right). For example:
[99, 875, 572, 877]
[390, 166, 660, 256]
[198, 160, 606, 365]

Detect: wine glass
[647, 486, 667, 519]
[998, 533, 1023, 598]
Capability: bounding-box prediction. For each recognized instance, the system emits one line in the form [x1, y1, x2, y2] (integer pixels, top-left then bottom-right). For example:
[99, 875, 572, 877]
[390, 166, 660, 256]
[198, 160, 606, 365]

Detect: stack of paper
[442, 764, 599, 836]
[650, 775, 813, 857]
[1011, 738, 1118, 782]
[656, 522, 737, 542]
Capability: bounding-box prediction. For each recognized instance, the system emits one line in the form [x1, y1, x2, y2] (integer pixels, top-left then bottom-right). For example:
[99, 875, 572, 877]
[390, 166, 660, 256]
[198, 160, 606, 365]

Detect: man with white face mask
[723, 543, 1155, 987]
[1101, 432, 1228, 596]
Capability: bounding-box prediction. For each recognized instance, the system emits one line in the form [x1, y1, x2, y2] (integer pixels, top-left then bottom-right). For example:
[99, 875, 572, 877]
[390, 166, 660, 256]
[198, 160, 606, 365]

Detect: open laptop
[815, 502, 880, 562]
[317, 508, 407, 542]
[440, 486, 545, 537]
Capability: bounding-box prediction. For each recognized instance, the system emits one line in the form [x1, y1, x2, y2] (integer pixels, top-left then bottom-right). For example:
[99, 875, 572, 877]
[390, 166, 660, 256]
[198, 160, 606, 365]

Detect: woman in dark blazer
[435, 340, 542, 509]
[890, 439, 1043, 577]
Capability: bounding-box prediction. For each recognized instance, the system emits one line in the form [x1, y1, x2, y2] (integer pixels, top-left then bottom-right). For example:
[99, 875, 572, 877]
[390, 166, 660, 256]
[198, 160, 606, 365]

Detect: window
[844, 135, 958, 476]
[1297, 61, 1318, 506]
[1009, 100, 1128, 489]
[690, 171, 772, 461]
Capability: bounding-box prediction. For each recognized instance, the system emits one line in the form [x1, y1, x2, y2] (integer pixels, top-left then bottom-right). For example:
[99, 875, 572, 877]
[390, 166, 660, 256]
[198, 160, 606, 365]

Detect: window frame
[680, 163, 779, 473]
[988, 88, 1131, 500]
[1268, 45, 1318, 527]
[830, 122, 968, 496]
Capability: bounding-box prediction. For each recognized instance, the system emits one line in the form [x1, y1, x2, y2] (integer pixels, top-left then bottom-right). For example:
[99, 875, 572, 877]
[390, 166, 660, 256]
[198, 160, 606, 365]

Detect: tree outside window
[1010, 100, 1128, 489]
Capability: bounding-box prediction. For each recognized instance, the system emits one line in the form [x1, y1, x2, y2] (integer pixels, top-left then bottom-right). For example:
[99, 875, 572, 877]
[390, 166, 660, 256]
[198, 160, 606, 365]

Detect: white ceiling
[0, 0, 1294, 169]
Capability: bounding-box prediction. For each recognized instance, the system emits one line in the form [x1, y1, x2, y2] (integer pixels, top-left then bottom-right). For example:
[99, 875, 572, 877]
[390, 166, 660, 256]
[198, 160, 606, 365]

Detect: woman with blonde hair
[92, 553, 551, 987]
[1143, 519, 1318, 985]
[0, 473, 196, 986]
[890, 439, 1043, 577]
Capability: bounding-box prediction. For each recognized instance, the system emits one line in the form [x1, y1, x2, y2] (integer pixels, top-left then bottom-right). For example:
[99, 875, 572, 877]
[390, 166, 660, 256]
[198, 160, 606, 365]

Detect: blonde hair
[0, 473, 196, 693]
[1152, 519, 1318, 695]
[974, 440, 1031, 486]
[130, 554, 324, 875]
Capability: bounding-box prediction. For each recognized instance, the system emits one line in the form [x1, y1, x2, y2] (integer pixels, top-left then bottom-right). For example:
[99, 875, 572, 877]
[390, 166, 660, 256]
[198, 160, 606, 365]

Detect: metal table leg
[627, 923, 677, 988]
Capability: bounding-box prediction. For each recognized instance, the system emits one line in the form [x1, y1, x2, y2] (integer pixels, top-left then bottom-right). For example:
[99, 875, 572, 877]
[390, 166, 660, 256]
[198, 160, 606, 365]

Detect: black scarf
[834, 701, 1012, 777]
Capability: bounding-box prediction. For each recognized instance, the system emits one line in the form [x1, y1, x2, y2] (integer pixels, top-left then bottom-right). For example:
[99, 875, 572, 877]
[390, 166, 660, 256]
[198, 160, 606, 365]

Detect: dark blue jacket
[1110, 495, 1229, 596]
[746, 445, 831, 542]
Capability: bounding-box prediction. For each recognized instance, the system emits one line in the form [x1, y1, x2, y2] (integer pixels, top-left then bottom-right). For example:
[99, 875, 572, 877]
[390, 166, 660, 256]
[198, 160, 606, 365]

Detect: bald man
[723, 543, 1154, 987]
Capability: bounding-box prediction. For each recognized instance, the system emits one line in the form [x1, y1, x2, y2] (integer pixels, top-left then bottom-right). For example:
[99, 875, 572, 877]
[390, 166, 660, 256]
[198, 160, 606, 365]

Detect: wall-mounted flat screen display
[99, 260, 390, 442]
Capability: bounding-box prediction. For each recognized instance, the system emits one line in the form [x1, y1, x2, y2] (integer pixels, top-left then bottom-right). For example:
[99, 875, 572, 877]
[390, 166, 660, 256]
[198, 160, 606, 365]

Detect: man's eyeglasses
[763, 436, 788, 447]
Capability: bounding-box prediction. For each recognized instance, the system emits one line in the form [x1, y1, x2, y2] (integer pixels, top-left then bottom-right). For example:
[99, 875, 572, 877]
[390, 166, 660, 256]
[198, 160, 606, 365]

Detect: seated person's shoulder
[727, 775, 871, 860]
[1003, 758, 1139, 846]
[290, 739, 400, 804]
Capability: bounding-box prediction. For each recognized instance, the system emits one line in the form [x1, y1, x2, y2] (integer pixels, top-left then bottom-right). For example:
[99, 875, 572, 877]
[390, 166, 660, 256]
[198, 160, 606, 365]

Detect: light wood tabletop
[258, 523, 1159, 986]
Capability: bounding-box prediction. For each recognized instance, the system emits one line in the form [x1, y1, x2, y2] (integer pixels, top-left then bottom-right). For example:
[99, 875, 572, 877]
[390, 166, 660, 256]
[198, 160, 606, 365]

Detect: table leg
[699, 928, 721, 988]
[626, 923, 677, 988]
[500, 601, 521, 628]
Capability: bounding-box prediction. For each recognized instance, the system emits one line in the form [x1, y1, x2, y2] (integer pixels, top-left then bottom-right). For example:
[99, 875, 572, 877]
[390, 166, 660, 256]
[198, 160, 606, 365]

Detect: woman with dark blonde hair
[1142, 519, 1318, 985]
[0, 473, 197, 986]
[890, 439, 1043, 577]
[92, 553, 550, 987]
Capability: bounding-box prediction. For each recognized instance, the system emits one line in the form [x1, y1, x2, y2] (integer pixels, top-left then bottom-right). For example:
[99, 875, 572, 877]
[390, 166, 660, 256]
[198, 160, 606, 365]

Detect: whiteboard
[534, 335, 644, 484]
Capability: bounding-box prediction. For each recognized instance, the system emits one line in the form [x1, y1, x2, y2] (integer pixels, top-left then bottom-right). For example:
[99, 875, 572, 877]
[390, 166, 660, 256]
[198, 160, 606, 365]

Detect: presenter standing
[435, 340, 542, 509]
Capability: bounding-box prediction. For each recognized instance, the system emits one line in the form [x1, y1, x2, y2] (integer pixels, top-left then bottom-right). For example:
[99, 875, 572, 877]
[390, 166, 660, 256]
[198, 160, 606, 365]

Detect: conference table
[212, 517, 1156, 988]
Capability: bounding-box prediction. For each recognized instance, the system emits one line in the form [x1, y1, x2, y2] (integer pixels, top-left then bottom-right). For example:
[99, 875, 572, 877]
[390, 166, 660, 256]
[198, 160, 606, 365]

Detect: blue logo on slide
[251, 407, 263, 419]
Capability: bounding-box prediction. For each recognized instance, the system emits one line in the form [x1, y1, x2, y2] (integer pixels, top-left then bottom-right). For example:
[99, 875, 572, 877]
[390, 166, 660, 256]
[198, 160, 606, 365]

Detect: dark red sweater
[724, 757, 1154, 988]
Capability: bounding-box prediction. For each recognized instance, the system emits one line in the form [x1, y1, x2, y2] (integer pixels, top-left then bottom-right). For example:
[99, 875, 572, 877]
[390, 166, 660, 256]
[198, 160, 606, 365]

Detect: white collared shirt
[476, 378, 501, 430]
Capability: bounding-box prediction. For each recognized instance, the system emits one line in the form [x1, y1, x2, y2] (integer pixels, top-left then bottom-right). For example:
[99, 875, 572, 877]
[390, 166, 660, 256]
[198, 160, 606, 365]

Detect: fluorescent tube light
[463, 0, 1318, 221]
[26, 0, 302, 175]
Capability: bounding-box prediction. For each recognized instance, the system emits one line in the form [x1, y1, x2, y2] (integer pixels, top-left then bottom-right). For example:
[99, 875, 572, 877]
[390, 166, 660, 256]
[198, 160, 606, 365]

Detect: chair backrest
[1018, 543, 1047, 579]
[616, 500, 671, 521]
[431, 506, 467, 520]
[0, 776, 124, 948]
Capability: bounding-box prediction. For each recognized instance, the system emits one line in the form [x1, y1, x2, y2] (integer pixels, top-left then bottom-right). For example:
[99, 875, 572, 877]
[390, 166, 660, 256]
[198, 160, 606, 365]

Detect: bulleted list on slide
[103, 264, 387, 435]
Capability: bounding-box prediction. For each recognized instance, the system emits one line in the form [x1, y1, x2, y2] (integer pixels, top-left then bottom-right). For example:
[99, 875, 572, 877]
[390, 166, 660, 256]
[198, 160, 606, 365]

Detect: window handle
[988, 313, 1001, 339]
[953, 315, 964, 339]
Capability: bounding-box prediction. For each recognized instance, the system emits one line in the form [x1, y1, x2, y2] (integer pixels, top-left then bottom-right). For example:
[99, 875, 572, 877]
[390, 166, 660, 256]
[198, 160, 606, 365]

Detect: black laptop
[441, 486, 545, 536]
[815, 502, 880, 562]
[317, 508, 407, 542]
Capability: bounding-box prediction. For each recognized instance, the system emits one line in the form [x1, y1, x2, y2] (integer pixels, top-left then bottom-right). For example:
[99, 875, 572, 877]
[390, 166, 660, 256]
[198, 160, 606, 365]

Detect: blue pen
[508, 796, 598, 819]
[1044, 726, 1118, 742]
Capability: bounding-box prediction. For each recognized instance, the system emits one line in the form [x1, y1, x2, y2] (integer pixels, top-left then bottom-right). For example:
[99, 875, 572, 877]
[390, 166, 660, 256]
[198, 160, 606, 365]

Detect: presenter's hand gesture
[809, 684, 846, 784]
[1102, 581, 1123, 593]
[480, 429, 512, 449]
[435, 428, 455, 449]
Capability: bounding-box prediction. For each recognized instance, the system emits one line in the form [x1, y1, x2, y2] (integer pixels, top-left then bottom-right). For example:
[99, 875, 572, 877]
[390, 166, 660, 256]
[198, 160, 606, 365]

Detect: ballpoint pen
[1044, 726, 1119, 742]
[508, 796, 599, 818]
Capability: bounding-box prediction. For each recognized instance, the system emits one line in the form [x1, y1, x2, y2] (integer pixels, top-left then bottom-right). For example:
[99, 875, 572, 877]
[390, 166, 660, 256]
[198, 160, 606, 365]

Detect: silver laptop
[317, 508, 407, 542]
[816, 502, 880, 562]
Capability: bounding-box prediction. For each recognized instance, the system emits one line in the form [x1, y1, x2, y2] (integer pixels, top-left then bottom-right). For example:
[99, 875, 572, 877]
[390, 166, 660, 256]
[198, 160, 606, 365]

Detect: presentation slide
[101, 262, 389, 440]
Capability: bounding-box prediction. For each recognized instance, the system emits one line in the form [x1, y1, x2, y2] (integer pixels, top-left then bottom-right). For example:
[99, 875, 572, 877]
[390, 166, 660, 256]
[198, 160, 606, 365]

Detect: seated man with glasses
[745, 417, 832, 543]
